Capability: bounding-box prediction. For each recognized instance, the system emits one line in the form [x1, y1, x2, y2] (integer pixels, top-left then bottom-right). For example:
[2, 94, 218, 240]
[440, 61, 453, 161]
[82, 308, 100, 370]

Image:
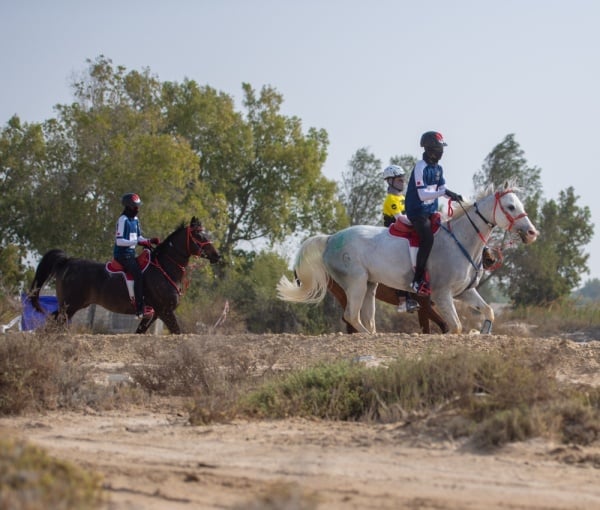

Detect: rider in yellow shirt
[382, 165, 419, 313]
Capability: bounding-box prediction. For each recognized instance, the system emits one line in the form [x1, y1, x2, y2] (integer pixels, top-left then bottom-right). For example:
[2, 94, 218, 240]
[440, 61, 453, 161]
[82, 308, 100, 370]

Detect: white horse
[277, 184, 539, 334]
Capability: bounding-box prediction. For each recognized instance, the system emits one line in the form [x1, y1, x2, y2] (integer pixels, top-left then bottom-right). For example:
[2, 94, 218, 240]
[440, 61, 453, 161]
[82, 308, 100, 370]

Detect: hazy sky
[2, 1, 599, 283]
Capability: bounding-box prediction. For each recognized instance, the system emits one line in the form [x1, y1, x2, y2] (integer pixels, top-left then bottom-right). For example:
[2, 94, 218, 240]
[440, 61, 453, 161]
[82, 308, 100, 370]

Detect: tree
[472, 134, 544, 293]
[162, 80, 347, 257]
[0, 116, 46, 246]
[339, 148, 382, 225]
[507, 187, 593, 305]
[389, 155, 417, 175]
[576, 278, 600, 302]
[473, 134, 542, 199]
[338, 151, 417, 227]
[9, 56, 215, 261]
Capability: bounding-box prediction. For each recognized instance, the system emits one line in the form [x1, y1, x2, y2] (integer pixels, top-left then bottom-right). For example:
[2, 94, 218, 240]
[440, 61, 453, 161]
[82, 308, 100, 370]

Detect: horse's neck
[445, 207, 493, 251]
[156, 250, 190, 281]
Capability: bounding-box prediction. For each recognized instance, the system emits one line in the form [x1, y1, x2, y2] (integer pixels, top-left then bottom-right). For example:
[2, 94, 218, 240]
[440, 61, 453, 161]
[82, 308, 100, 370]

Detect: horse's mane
[154, 221, 187, 254]
[444, 180, 522, 221]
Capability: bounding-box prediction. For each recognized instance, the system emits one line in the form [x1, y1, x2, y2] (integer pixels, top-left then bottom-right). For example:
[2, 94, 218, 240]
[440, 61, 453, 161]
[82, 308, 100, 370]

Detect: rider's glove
[149, 237, 160, 245]
[138, 240, 153, 249]
[445, 190, 464, 202]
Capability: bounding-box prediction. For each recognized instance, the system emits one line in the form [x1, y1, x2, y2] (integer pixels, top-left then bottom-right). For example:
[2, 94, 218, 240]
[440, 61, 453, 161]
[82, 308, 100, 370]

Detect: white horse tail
[277, 234, 330, 304]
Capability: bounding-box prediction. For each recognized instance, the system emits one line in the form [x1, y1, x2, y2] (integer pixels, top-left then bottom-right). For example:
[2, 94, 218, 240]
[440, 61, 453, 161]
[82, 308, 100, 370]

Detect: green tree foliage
[472, 134, 544, 293]
[389, 155, 417, 176]
[508, 187, 593, 305]
[10, 56, 212, 261]
[162, 79, 346, 256]
[575, 278, 600, 302]
[0, 116, 46, 246]
[0, 117, 47, 290]
[338, 151, 416, 227]
[339, 147, 382, 225]
[473, 133, 543, 201]
[472, 134, 593, 306]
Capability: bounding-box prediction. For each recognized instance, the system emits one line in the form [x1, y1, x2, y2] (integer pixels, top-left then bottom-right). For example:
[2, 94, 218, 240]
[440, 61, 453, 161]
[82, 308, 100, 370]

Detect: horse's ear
[191, 216, 202, 229]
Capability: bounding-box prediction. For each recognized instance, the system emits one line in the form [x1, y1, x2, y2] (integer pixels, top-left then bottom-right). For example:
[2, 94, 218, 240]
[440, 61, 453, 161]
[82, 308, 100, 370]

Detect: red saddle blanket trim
[388, 212, 442, 247]
[105, 249, 151, 280]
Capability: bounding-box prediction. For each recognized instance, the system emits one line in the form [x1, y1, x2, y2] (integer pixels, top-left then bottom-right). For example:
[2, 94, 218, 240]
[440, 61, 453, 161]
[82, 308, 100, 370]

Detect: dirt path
[2, 332, 600, 509]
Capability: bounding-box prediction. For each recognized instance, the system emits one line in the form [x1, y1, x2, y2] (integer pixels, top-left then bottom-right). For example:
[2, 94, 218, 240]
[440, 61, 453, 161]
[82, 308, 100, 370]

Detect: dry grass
[0, 437, 103, 510]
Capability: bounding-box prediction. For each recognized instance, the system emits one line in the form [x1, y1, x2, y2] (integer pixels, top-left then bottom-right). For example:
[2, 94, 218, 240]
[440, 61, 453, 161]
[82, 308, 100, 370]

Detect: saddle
[105, 249, 152, 278]
[105, 249, 152, 304]
[388, 212, 442, 247]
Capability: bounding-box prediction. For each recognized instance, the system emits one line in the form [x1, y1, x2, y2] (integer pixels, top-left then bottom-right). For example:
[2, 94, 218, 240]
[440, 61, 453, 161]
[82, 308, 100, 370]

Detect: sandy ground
[2, 331, 600, 509]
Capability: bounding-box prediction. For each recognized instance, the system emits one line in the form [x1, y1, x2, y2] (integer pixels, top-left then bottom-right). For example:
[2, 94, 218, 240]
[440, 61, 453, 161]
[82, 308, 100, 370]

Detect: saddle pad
[388, 212, 442, 247]
[105, 249, 151, 279]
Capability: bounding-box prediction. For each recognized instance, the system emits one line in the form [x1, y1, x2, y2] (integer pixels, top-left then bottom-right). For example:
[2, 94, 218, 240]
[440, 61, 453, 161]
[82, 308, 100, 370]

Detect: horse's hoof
[480, 320, 493, 334]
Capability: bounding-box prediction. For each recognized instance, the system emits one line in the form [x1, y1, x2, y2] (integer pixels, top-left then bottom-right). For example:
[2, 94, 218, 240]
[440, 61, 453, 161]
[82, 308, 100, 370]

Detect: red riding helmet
[121, 193, 142, 209]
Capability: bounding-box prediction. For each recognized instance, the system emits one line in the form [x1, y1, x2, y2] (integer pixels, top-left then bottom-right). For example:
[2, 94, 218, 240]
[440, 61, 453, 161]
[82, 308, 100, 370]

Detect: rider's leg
[118, 255, 145, 317]
[410, 215, 433, 291]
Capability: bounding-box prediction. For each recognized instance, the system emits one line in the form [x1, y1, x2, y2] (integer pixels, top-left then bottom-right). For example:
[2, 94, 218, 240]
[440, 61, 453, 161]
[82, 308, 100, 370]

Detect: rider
[113, 193, 160, 319]
[381, 165, 419, 313]
[405, 131, 463, 295]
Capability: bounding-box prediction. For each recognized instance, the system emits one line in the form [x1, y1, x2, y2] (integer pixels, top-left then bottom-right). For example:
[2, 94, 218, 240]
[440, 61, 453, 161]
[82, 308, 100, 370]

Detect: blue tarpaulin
[21, 294, 58, 331]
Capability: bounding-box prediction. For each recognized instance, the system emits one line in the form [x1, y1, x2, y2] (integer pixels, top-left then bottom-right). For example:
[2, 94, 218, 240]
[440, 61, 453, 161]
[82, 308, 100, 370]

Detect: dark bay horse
[29, 217, 220, 334]
[327, 279, 449, 334]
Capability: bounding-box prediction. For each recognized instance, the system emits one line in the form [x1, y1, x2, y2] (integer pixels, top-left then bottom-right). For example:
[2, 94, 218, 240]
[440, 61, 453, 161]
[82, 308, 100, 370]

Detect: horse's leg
[136, 315, 158, 334]
[415, 295, 450, 334]
[430, 292, 462, 333]
[342, 277, 370, 334]
[155, 310, 181, 335]
[327, 279, 357, 333]
[360, 282, 378, 333]
[375, 284, 448, 334]
[415, 296, 431, 333]
[455, 288, 495, 334]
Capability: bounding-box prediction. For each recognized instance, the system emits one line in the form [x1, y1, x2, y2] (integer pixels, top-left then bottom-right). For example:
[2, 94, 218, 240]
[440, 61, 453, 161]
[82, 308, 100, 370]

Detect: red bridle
[492, 190, 528, 232]
[187, 226, 213, 256]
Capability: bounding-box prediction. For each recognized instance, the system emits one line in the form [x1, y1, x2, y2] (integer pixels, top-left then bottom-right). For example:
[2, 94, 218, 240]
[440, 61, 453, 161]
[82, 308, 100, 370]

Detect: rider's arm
[413, 161, 447, 202]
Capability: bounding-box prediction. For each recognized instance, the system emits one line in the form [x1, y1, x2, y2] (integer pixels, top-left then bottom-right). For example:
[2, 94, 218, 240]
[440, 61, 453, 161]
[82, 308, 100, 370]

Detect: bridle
[473, 189, 528, 233]
[186, 226, 214, 257]
[151, 225, 215, 295]
[444, 189, 528, 277]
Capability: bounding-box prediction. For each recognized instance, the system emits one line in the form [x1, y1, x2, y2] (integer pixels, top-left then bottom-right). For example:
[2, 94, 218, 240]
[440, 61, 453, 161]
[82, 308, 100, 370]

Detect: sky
[2, 1, 599, 283]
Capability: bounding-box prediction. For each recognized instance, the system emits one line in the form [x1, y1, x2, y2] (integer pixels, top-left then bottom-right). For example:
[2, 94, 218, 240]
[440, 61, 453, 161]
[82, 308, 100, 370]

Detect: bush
[0, 437, 103, 509]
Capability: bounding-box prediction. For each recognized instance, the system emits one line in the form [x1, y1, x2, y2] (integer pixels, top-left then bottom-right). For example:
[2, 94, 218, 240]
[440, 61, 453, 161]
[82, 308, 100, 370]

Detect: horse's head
[188, 216, 221, 263]
[485, 188, 539, 244]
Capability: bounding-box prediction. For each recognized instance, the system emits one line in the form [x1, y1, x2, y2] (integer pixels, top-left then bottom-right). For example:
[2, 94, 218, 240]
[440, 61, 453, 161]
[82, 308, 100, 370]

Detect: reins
[151, 226, 213, 295]
[445, 189, 528, 273]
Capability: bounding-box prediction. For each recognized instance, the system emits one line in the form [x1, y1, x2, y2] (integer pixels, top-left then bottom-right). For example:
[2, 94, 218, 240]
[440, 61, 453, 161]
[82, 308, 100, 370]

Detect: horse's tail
[277, 234, 330, 304]
[29, 249, 68, 313]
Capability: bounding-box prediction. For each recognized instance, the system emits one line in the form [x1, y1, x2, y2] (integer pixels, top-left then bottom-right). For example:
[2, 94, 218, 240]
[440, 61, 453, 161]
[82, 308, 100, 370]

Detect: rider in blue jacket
[405, 132, 463, 295]
[114, 193, 160, 319]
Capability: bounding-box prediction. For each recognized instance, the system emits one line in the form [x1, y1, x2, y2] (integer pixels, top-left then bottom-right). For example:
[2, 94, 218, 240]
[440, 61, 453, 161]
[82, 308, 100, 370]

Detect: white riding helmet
[382, 165, 406, 180]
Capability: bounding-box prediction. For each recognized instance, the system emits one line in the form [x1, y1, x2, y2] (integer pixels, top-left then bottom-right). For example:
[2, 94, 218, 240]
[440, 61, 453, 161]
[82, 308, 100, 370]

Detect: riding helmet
[420, 131, 448, 149]
[382, 165, 406, 180]
[121, 193, 142, 209]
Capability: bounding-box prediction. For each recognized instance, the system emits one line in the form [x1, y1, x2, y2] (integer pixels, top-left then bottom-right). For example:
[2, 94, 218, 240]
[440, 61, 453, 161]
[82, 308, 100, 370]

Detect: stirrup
[136, 305, 155, 320]
[411, 280, 431, 296]
[406, 298, 420, 313]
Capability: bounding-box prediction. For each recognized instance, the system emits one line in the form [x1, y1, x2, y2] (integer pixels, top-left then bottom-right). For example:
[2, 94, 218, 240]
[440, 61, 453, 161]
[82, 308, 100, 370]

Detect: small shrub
[0, 437, 103, 509]
[471, 407, 540, 449]
[240, 361, 368, 420]
[554, 400, 600, 445]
